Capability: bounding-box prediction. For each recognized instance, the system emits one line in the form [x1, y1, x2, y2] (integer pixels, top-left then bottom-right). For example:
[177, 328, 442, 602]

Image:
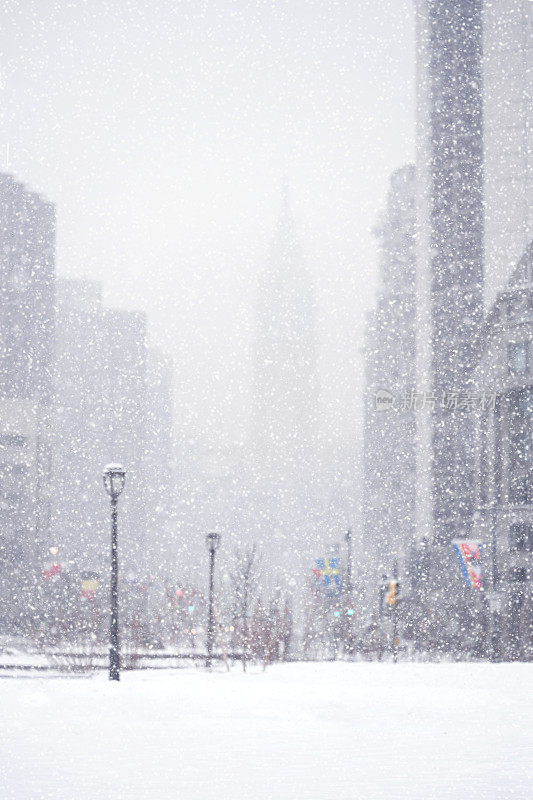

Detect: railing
[0, 650, 248, 673]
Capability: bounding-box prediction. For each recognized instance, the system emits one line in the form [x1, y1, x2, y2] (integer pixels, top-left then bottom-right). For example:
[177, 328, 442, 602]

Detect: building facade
[0, 173, 55, 632]
[483, 0, 533, 309]
[53, 279, 148, 586]
[412, 1, 532, 636]
[363, 164, 417, 610]
[472, 242, 533, 660]
[415, 0, 485, 549]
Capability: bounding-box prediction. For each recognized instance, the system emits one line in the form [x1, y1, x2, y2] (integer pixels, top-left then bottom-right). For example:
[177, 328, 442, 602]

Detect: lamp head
[205, 531, 221, 552]
[103, 463, 126, 499]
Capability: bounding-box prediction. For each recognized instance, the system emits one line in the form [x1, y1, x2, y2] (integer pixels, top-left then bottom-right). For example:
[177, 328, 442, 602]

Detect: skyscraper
[483, 0, 533, 309]
[472, 242, 533, 660]
[0, 173, 55, 631]
[415, 0, 532, 547]
[363, 164, 417, 602]
[414, 0, 485, 546]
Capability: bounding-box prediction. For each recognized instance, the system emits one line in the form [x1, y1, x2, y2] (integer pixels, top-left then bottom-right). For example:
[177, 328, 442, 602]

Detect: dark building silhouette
[415, 0, 485, 546]
[53, 279, 148, 582]
[472, 242, 533, 660]
[363, 164, 417, 610]
[0, 173, 55, 631]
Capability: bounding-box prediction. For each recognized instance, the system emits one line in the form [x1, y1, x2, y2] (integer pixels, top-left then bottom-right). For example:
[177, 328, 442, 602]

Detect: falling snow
[0, 1, 531, 798]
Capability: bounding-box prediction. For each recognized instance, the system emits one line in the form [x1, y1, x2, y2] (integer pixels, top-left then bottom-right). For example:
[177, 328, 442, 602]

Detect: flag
[452, 540, 483, 589]
[81, 572, 99, 600]
[313, 557, 341, 597]
[43, 562, 61, 581]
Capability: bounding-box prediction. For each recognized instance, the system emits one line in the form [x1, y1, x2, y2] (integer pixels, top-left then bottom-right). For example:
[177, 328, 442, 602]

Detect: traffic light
[385, 580, 399, 608]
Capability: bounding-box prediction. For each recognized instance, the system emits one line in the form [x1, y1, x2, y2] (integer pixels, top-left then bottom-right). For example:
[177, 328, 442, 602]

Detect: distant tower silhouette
[251, 182, 319, 571]
[253, 182, 318, 486]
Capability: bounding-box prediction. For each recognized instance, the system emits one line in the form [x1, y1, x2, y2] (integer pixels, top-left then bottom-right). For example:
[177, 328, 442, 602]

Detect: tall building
[483, 0, 533, 309]
[53, 279, 148, 583]
[250, 189, 321, 585]
[414, 0, 485, 547]
[0, 173, 55, 631]
[53, 279, 106, 572]
[412, 2, 532, 643]
[472, 241, 533, 660]
[363, 165, 417, 607]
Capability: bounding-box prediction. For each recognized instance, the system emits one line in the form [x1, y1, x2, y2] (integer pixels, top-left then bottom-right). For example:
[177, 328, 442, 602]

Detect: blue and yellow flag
[313, 557, 341, 597]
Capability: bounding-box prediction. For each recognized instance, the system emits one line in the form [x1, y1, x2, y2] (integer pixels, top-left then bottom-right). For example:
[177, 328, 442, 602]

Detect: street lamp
[488, 502, 501, 662]
[103, 463, 126, 681]
[392, 559, 399, 663]
[205, 531, 221, 668]
[474, 504, 500, 661]
[344, 530, 353, 593]
[343, 529, 356, 656]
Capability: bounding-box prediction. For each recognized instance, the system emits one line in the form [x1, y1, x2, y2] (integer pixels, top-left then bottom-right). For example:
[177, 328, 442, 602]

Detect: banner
[452, 540, 483, 589]
[81, 572, 99, 600]
[43, 561, 61, 581]
[313, 557, 341, 598]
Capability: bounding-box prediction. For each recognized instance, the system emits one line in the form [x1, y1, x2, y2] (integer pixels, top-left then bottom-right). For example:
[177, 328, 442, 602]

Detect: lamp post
[103, 463, 126, 681]
[343, 530, 354, 655]
[205, 532, 221, 668]
[392, 559, 399, 663]
[345, 529, 353, 593]
[487, 502, 501, 662]
[474, 504, 500, 661]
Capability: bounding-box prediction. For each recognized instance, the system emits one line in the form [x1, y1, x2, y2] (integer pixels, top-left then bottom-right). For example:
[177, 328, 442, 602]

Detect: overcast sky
[0, 0, 415, 462]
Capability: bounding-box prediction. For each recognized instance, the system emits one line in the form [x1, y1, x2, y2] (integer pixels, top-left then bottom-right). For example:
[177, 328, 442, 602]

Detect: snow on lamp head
[103, 463, 126, 499]
[205, 531, 221, 552]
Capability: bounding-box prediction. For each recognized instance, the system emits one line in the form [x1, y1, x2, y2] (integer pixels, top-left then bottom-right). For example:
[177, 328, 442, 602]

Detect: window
[10, 464, 28, 476]
[9, 265, 31, 291]
[509, 566, 528, 583]
[0, 433, 27, 447]
[509, 523, 533, 552]
[508, 341, 529, 374]
[509, 474, 533, 505]
[0, 463, 29, 496]
[509, 389, 533, 466]
[508, 292, 529, 322]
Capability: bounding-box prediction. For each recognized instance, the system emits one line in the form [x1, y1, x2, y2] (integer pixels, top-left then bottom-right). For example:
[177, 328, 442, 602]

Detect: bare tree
[230, 544, 260, 671]
[255, 594, 294, 670]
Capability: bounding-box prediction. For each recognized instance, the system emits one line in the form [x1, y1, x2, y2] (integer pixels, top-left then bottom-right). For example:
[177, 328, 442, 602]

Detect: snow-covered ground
[1, 662, 530, 800]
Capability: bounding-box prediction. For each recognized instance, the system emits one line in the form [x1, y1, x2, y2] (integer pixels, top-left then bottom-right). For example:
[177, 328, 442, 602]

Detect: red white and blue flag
[452, 540, 483, 589]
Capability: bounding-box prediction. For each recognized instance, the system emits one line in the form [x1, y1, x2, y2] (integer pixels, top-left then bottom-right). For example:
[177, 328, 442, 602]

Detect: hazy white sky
[0, 0, 415, 458]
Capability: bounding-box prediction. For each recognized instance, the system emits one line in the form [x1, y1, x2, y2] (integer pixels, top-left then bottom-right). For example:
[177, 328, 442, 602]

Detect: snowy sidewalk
[1, 662, 531, 800]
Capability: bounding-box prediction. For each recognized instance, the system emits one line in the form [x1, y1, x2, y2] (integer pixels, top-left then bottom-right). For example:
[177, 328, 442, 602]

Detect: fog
[0, 0, 414, 468]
